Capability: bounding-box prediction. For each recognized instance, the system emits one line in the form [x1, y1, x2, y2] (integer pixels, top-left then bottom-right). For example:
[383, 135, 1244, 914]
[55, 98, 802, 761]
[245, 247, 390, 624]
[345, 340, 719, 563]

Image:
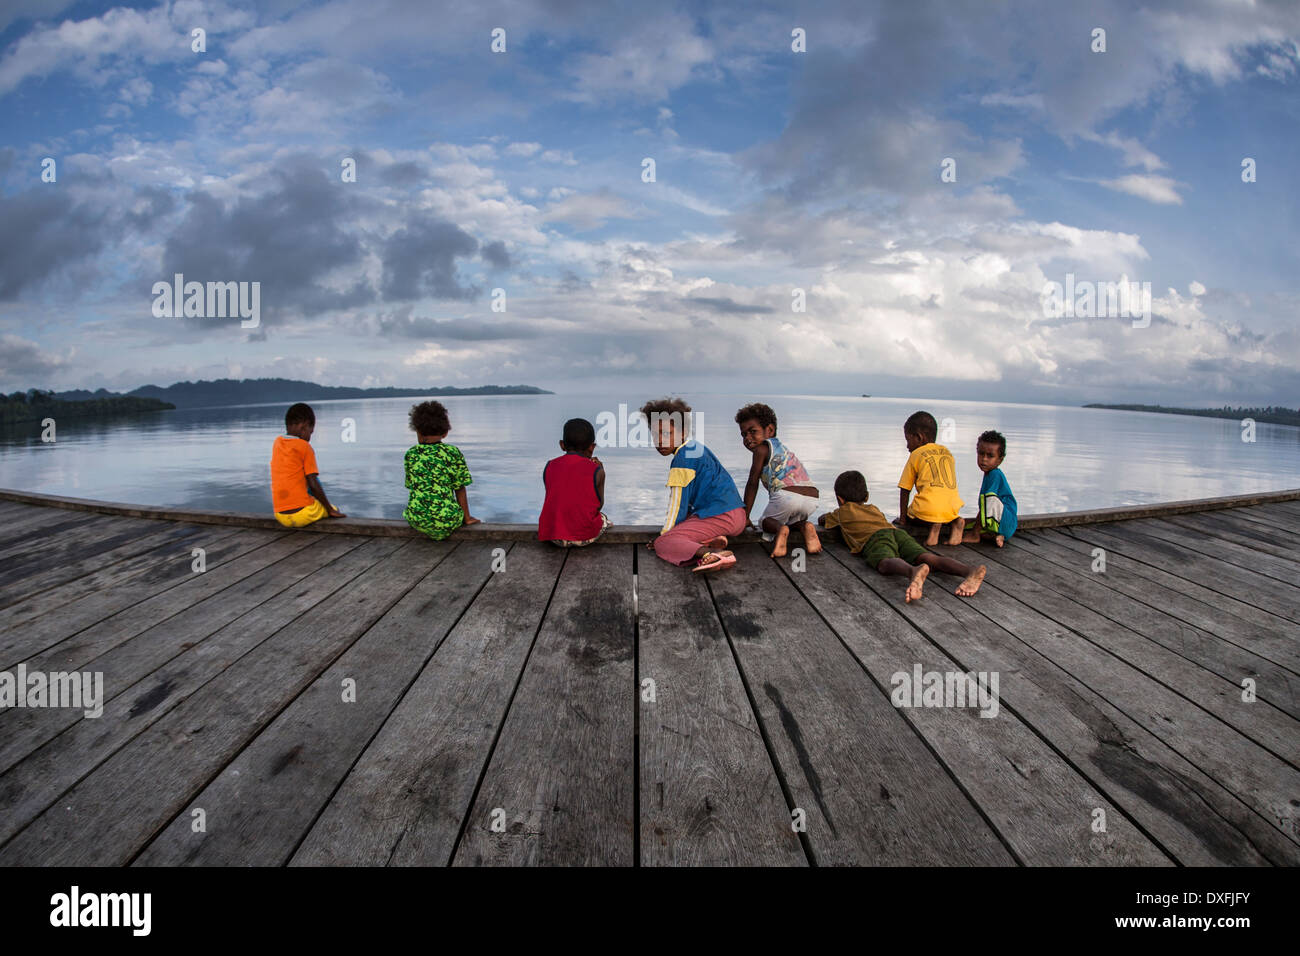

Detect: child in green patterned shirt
[403, 401, 479, 540]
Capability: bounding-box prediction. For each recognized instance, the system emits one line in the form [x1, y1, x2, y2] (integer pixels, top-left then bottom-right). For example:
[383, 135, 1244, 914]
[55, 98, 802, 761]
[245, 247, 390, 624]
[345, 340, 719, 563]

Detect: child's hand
[591, 456, 602, 466]
[463, 515, 482, 526]
[328, 507, 346, 518]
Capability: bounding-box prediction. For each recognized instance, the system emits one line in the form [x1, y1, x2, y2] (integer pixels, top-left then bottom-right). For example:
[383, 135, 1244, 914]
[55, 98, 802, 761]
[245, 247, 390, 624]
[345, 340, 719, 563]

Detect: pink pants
[653, 507, 747, 566]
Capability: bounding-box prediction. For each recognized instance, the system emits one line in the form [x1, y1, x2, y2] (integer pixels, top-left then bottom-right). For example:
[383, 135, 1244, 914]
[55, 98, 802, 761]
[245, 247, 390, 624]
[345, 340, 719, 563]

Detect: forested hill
[1085, 404, 1300, 427]
[52, 378, 552, 409]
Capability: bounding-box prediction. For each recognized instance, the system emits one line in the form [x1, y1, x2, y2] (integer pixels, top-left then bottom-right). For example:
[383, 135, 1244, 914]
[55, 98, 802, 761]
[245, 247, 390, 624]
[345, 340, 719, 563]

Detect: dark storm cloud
[0, 189, 113, 300]
[160, 157, 376, 319]
[481, 240, 511, 269]
[379, 214, 479, 301]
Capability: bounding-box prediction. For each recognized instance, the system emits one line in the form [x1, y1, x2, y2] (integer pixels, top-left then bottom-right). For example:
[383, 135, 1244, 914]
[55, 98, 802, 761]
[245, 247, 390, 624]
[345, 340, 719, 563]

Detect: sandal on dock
[692, 550, 736, 572]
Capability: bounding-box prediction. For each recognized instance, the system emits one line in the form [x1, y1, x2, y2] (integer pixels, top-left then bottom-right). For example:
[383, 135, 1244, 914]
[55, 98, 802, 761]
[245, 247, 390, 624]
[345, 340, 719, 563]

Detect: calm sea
[2, 394, 1297, 524]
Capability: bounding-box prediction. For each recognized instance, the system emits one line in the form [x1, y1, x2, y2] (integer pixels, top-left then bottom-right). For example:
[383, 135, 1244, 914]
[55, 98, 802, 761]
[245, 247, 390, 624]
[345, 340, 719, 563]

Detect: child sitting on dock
[403, 401, 479, 540]
[964, 430, 1018, 547]
[642, 397, 746, 572]
[735, 402, 821, 558]
[822, 470, 986, 603]
[896, 410, 965, 547]
[270, 403, 345, 527]
[538, 418, 611, 547]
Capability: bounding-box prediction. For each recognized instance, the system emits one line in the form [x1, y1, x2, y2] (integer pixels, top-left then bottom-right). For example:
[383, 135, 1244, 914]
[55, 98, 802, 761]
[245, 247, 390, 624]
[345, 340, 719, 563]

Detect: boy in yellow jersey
[895, 410, 964, 547]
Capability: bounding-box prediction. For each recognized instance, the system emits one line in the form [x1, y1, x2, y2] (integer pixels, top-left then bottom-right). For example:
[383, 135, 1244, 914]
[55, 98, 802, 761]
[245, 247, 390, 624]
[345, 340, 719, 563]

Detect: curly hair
[734, 402, 777, 433]
[903, 410, 938, 444]
[285, 403, 315, 429]
[639, 396, 692, 420]
[409, 400, 451, 437]
[978, 429, 1007, 458]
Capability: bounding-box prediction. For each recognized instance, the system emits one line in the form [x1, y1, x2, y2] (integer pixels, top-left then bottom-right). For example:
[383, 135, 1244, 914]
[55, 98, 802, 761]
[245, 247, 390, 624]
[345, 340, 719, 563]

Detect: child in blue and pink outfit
[641, 397, 746, 572]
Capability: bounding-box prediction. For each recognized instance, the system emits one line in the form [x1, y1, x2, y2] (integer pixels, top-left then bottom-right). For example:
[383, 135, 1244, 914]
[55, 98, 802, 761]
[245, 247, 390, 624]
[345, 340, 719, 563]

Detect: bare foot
[771, 525, 790, 558]
[803, 522, 822, 554]
[905, 564, 929, 603]
[946, 517, 965, 546]
[956, 564, 987, 597]
[700, 535, 728, 550]
[463, 516, 482, 526]
[995, 535, 1005, 548]
[925, 523, 941, 547]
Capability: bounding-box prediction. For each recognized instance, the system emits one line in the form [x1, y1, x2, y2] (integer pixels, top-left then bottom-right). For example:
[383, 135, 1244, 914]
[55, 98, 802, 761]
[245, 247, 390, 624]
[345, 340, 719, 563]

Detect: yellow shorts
[275, 498, 327, 528]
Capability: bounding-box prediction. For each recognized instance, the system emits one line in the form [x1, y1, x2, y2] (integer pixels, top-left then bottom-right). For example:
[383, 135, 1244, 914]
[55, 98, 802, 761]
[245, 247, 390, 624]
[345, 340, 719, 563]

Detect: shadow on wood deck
[0, 490, 1297, 866]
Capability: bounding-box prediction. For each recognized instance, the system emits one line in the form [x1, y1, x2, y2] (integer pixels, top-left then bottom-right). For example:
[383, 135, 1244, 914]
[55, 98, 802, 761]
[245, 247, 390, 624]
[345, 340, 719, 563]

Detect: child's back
[899, 441, 963, 522]
[403, 401, 475, 540]
[539, 418, 608, 546]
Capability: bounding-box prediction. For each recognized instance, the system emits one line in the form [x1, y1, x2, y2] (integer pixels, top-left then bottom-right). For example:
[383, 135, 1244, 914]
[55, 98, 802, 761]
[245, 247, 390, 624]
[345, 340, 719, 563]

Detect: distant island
[3, 389, 174, 425]
[1085, 404, 1300, 427]
[50, 378, 553, 410]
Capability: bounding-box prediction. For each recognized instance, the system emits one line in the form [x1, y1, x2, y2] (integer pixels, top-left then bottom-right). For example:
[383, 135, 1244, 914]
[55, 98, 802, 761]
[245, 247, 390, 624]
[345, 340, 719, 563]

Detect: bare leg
[919, 553, 986, 596]
[771, 525, 790, 557]
[802, 522, 821, 554]
[924, 521, 941, 547]
[946, 517, 965, 546]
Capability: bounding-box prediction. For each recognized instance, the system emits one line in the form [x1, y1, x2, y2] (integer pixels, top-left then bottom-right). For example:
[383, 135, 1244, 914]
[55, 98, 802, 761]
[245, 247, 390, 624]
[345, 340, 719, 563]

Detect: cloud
[685, 296, 775, 315]
[379, 214, 479, 301]
[541, 190, 639, 231]
[480, 240, 511, 269]
[1099, 174, 1184, 205]
[505, 142, 541, 157]
[0, 333, 72, 384]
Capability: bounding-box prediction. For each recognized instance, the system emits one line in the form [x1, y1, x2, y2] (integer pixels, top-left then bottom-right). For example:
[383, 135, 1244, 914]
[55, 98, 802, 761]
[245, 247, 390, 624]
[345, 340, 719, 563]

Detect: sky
[0, 0, 1297, 406]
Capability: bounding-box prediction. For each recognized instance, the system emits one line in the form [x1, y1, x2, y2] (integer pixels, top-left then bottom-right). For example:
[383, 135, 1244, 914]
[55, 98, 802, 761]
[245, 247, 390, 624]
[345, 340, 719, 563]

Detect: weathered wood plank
[0, 535, 399, 850]
[820, 528, 1298, 865]
[0, 509, 107, 558]
[782, 539, 1170, 865]
[0, 526, 265, 635]
[705, 545, 1015, 865]
[949, 538, 1300, 752]
[135, 540, 505, 866]
[637, 547, 806, 866]
[1062, 523, 1300, 625]
[0, 519, 210, 610]
[0, 537, 438, 865]
[0, 513, 157, 573]
[1128, 516, 1300, 585]
[0, 533, 368, 775]
[934, 542, 1300, 849]
[1034, 528, 1300, 664]
[1169, 510, 1300, 560]
[0, 530, 319, 672]
[451, 545, 635, 867]
[290, 543, 568, 866]
[1000, 530, 1300, 688]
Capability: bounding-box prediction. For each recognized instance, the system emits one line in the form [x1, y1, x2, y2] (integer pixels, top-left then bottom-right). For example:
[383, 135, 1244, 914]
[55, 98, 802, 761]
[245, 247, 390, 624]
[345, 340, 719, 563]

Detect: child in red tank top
[538, 418, 611, 547]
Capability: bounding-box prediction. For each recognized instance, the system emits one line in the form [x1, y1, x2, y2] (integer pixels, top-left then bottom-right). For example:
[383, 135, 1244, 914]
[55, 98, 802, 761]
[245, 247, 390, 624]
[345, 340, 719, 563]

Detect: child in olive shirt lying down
[821, 470, 986, 603]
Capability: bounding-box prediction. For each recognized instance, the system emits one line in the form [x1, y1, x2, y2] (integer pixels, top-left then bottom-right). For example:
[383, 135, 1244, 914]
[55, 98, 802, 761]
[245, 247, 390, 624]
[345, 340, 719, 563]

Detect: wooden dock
[0, 489, 1297, 866]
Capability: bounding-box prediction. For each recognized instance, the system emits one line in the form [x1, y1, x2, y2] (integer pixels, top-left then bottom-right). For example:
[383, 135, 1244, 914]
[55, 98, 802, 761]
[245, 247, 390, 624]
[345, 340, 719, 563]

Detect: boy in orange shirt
[895, 410, 964, 547]
[270, 402, 345, 528]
